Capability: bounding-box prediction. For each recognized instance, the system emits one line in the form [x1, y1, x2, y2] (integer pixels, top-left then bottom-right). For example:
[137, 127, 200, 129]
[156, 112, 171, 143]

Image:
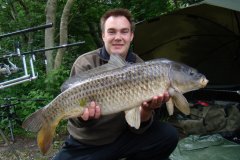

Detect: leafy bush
[44, 67, 70, 96]
[0, 67, 70, 137]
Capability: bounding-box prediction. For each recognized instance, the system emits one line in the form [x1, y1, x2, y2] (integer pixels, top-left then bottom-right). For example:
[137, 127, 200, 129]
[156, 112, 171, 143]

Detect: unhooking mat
[170, 134, 240, 160]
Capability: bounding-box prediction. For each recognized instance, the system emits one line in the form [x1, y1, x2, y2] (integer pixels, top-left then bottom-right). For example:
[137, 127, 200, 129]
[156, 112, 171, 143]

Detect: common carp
[22, 55, 208, 154]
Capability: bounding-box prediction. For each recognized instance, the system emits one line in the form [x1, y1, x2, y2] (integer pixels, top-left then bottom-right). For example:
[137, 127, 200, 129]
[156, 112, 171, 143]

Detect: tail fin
[37, 121, 58, 155]
[22, 108, 45, 132]
[22, 108, 59, 155]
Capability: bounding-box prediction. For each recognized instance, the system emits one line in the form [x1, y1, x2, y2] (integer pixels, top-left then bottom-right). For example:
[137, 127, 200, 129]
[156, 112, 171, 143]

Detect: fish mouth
[200, 77, 208, 88]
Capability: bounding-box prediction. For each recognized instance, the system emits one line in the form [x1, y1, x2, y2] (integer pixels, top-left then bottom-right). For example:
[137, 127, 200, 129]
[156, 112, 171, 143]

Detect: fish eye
[189, 70, 195, 76]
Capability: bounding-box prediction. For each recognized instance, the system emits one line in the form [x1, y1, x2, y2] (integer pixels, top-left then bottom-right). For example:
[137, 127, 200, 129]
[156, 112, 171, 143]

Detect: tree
[45, 0, 57, 74]
[54, 0, 75, 69]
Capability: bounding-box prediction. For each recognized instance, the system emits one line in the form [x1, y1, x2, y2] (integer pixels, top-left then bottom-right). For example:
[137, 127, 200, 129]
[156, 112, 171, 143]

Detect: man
[54, 8, 178, 160]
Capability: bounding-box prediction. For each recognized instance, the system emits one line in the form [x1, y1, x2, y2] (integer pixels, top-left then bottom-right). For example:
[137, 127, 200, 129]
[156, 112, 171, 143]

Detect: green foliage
[18, 90, 53, 120]
[0, 89, 51, 134]
[0, 66, 69, 135]
[44, 67, 70, 96]
[130, 0, 176, 21]
[0, 0, 46, 53]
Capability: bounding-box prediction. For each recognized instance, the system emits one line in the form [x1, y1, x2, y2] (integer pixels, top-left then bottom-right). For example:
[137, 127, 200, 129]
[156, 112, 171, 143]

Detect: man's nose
[114, 32, 122, 40]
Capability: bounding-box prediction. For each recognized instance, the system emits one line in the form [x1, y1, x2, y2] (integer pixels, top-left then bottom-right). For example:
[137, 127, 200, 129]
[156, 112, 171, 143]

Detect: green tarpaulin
[134, 0, 240, 86]
[170, 134, 240, 160]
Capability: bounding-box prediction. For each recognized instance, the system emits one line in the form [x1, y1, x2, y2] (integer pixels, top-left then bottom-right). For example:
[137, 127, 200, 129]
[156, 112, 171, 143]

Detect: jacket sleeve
[68, 50, 101, 127]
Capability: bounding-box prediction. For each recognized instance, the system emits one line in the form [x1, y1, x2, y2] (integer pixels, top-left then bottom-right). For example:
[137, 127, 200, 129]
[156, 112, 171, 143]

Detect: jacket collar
[98, 46, 137, 63]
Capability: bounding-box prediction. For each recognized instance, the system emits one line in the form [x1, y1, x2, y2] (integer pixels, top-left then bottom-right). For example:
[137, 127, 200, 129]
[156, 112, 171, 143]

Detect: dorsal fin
[108, 54, 127, 68]
[61, 54, 127, 91]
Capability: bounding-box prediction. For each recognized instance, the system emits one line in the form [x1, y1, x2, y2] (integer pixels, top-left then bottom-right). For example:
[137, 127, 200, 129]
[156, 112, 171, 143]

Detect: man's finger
[156, 95, 163, 106]
[94, 105, 101, 119]
[81, 108, 89, 121]
[149, 96, 158, 108]
[88, 101, 96, 117]
[142, 101, 149, 108]
[89, 101, 96, 108]
[163, 91, 170, 102]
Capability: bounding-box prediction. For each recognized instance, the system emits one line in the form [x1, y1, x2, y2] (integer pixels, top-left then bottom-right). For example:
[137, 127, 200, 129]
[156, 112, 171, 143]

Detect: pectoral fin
[125, 107, 141, 129]
[166, 98, 174, 115]
[169, 88, 190, 115]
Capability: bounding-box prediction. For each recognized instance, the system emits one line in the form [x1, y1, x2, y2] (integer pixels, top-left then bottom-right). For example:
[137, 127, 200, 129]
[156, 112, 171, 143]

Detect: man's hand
[80, 101, 101, 121]
[140, 92, 170, 122]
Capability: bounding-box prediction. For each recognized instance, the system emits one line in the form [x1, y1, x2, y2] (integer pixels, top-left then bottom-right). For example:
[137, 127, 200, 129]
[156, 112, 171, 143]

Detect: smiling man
[102, 15, 134, 58]
[53, 8, 178, 160]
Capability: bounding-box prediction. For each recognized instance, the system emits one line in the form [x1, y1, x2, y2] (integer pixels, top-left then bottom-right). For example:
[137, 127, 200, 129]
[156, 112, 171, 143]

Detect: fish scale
[22, 55, 208, 155]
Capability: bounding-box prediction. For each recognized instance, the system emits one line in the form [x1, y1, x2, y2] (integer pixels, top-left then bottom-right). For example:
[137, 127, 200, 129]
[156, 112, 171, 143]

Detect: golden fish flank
[79, 98, 87, 107]
[22, 55, 208, 155]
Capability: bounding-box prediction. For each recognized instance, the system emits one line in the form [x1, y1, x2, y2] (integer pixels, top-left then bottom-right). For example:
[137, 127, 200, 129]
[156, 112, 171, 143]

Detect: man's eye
[108, 30, 115, 34]
[122, 29, 129, 34]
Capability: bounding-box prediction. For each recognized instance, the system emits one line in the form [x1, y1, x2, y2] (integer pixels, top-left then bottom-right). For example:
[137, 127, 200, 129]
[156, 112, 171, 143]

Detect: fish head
[169, 61, 208, 93]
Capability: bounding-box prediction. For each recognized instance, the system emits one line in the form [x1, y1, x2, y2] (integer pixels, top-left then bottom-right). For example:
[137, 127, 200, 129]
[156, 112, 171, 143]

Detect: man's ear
[130, 32, 134, 41]
[102, 32, 105, 39]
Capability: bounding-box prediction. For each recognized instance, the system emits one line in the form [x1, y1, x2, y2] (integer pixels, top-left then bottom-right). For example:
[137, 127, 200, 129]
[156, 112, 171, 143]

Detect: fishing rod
[0, 41, 85, 90]
[0, 23, 53, 77]
[185, 88, 240, 102]
[0, 23, 53, 84]
[204, 89, 240, 95]
[204, 85, 240, 95]
[0, 41, 85, 59]
[0, 23, 85, 89]
[0, 23, 53, 39]
[0, 41, 85, 89]
[0, 97, 49, 102]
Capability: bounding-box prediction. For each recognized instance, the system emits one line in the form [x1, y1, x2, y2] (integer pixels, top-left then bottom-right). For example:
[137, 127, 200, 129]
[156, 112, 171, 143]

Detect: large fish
[22, 55, 208, 154]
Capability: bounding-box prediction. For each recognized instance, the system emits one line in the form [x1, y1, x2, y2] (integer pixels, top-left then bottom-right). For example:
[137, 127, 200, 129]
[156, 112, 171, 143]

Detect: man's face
[102, 16, 134, 58]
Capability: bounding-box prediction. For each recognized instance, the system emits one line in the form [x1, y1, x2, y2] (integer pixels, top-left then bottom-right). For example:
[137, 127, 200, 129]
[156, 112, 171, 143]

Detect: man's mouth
[112, 44, 123, 49]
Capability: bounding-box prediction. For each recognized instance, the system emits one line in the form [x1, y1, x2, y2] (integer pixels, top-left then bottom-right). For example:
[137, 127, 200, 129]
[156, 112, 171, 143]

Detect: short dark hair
[100, 8, 135, 33]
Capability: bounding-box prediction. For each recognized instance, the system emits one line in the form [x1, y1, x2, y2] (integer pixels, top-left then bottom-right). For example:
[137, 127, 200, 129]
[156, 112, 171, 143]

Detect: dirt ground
[0, 134, 66, 160]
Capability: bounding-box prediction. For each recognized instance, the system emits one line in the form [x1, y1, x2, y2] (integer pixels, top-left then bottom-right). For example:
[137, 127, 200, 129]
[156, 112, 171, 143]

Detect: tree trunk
[87, 22, 102, 48]
[9, 1, 17, 20]
[45, 0, 57, 74]
[54, 0, 75, 69]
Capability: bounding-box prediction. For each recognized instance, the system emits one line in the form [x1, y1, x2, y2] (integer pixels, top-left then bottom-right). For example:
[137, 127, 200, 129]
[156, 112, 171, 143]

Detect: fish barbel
[22, 55, 208, 154]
